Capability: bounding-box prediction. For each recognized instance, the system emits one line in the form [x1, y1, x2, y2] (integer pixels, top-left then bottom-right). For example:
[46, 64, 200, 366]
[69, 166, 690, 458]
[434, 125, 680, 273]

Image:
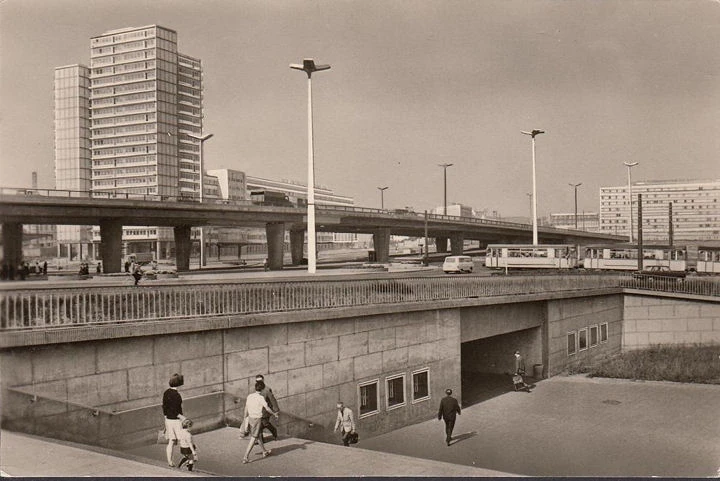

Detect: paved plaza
[3, 374, 717, 477]
[362, 375, 720, 477]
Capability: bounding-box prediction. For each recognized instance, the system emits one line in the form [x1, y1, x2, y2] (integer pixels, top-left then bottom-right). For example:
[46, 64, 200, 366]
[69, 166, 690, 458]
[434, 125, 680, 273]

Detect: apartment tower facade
[55, 25, 205, 259]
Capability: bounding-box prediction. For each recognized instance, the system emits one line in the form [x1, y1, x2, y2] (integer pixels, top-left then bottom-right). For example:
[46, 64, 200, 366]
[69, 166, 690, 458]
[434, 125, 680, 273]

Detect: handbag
[157, 428, 169, 444]
[347, 431, 359, 444]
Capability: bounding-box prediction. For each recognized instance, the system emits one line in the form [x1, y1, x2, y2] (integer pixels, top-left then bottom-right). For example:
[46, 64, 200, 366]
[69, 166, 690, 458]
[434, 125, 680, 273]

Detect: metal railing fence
[1, 275, 623, 330]
[621, 275, 720, 297]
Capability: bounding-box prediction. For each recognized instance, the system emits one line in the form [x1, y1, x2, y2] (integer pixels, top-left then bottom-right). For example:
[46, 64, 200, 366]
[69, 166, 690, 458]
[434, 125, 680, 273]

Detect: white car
[443, 255, 474, 274]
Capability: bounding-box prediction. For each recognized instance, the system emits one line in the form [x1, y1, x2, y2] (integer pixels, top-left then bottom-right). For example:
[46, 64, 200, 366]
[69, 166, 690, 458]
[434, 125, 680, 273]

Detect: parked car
[632, 265, 686, 280]
[443, 255, 474, 274]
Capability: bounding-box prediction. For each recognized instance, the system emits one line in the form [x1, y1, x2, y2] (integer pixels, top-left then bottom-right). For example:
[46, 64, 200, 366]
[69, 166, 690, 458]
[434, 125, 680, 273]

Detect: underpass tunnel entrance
[460, 327, 543, 407]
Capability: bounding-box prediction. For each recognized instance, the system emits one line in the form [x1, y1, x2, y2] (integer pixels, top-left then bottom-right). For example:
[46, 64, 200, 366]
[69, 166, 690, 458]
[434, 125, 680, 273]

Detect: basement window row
[568, 322, 608, 356]
[358, 368, 430, 419]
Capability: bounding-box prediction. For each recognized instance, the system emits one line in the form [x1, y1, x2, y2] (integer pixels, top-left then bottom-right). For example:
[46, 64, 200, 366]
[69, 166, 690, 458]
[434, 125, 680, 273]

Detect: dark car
[632, 265, 686, 280]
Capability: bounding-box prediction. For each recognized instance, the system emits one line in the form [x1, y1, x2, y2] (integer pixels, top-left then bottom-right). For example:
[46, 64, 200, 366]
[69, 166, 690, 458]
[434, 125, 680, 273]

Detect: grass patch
[582, 344, 720, 385]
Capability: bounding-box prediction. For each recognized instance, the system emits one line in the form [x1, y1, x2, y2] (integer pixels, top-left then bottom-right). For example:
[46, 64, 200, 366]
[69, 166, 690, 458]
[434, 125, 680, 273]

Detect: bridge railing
[0, 275, 623, 331]
[620, 275, 720, 297]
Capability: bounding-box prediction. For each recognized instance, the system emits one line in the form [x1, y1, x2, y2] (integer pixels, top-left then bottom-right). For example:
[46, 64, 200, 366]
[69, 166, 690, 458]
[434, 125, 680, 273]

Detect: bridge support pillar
[99, 220, 123, 274]
[266, 222, 285, 270]
[173, 225, 192, 272]
[289, 229, 305, 265]
[2, 222, 23, 270]
[450, 233, 465, 256]
[372, 228, 391, 263]
[436, 237, 449, 253]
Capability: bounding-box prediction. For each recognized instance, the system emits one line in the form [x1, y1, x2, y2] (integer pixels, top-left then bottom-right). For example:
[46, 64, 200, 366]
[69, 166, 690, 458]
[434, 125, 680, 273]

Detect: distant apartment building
[549, 212, 600, 232]
[599, 179, 720, 242]
[55, 25, 206, 259]
[54, 26, 361, 261]
[54, 64, 93, 259]
[432, 203, 474, 217]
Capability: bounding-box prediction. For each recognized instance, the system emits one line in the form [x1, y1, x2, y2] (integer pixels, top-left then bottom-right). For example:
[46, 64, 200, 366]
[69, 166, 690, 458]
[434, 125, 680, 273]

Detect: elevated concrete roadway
[0, 189, 624, 273]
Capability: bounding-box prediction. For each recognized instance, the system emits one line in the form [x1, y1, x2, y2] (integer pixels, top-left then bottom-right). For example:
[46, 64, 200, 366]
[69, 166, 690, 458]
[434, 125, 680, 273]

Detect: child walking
[177, 418, 198, 471]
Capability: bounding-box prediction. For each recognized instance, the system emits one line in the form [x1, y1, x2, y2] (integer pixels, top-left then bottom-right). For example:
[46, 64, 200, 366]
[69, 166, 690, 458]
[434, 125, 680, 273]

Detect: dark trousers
[443, 417, 456, 443]
[260, 417, 277, 439]
[341, 429, 351, 446]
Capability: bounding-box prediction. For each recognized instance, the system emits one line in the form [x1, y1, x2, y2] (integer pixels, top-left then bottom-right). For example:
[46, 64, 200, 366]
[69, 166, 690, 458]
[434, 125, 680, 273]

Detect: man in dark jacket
[242, 374, 280, 440]
[437, 388, 461, 446]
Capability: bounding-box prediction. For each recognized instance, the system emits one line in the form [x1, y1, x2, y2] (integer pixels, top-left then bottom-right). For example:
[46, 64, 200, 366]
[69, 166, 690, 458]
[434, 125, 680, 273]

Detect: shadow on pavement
[265, 440, 314, 456]
[449, 431, 477, 446]
[461, 372, 540, 407]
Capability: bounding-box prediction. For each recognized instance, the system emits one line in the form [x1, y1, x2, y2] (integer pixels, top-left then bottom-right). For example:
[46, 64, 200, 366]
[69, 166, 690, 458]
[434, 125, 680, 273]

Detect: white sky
[1, 0, 719, 217]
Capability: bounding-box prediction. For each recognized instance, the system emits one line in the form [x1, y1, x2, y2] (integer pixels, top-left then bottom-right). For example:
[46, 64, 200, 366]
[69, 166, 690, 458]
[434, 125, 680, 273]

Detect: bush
[586, 344, 720, 384]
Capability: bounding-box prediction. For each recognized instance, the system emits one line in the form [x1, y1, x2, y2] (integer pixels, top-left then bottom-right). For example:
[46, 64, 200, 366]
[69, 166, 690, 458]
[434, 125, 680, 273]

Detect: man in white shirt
[242, 381, 278, 464]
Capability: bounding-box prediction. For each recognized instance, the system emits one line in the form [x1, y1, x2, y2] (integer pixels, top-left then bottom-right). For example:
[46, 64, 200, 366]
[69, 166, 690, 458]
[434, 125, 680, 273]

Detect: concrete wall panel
[305, 337, 338, 366]
[154, 331, 221, 364]
[224, 329, 249, 353]
[96, 337, 153, 372]
[368, 328, 395, 353]
[305, 387, 340, 417]
[31, 343, 97, 382]
[68, 371, 128, 406]
[382, 347, 409, 372]
[249, 324, 288, 348]
[180, 355, 223, 388]
[339, 332, 368, 359]
[322, 358, 354, 388]
[353, 352, 383, 380]
[226, 348, 268, 380]
[269, 342, 305, 373]
[287, 365, 323, 396]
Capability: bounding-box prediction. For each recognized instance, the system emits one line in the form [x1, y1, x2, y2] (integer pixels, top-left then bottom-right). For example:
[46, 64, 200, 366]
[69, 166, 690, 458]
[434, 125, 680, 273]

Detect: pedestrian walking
[132, 263, 142, 286]
[240, 374, 279, 440]
[437, 388, 461, 446]
[513, 350, 530, 392]
[242, 380, 278, 464]
[162, 373, 186, 467]
[263, 258, 269, 271]
[177, 418, 198, 471]
[42, 260, 47, 275]
[333, 402, 356, 447]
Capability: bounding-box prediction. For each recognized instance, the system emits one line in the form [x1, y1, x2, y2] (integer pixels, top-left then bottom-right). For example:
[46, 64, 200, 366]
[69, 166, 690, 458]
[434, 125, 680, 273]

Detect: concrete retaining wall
[546, 295, 624, 375]
[623, 294, 720, 348]
[1, 309, 460, 449]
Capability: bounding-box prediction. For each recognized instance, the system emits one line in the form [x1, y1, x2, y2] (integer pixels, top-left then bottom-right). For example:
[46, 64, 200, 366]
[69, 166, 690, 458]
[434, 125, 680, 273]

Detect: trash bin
[533, 363, 544, 379]
[368, 250, 377, 262]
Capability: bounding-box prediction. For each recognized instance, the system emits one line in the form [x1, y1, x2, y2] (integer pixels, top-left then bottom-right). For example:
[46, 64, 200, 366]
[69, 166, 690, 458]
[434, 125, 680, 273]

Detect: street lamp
[568, 182, 582, 229]
[377, 186, 388, 210]
[290, 58, 331, 274]
[623, 161, 639, 243]
[526, 193, 533, 219]
[187, 133, 214, 268]
[438, 163, 453, 215]
[521, 129, 545, 245]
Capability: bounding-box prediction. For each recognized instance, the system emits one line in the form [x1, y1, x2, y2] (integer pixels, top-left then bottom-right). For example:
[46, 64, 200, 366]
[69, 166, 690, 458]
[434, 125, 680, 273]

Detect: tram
[697, 245, 720, 275]
[485, 244, 579, 270]
[582, 244, 687, 272]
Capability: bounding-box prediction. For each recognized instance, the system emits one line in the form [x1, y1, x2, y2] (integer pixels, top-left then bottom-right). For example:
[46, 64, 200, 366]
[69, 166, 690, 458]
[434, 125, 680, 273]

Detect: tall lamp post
[187, 133, 213, 268]
[521, 129, 545, 245]
[438, 163, 453, 215]
[623, 161, 639, 243]
[377, 186, 388, 210]
[568, 182, 582, 229]
[290, 58, 330, 274]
